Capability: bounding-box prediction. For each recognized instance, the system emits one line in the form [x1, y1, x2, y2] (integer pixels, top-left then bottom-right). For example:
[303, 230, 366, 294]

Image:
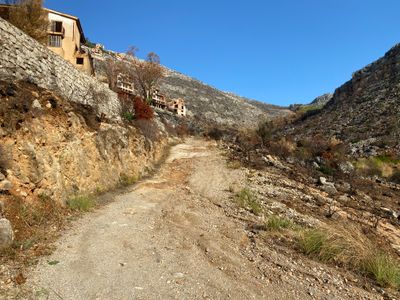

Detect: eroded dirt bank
[9, 139, 389, 299]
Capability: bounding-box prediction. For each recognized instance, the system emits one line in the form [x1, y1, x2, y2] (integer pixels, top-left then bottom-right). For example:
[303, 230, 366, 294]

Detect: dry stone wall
[0, 17, 121, 120]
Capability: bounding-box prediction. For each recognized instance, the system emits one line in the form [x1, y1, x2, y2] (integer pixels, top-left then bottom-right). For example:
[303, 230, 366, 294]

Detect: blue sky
[44, 0, 400, 106]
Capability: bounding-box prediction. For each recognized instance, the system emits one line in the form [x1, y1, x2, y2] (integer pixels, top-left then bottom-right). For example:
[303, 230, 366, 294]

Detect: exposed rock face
[0, 218, 13, 249]
[0, 81, 169, 203]
[0, 17, 121, 120]
[159, 70, 291, 127]
[287, 44, 400, 155]
[309, 93, 333, 106]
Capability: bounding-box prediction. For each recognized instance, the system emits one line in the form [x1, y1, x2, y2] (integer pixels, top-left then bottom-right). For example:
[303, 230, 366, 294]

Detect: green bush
[266, 216, 294, 231]
[119, 174, 138, 186]
[236, 188, 262, 215]
[67, 195, 95, 212]
[122, 112, 134, 122]
[317, 165, 335, 176]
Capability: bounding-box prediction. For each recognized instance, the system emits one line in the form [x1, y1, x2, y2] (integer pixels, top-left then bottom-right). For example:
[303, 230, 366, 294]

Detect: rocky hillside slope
[159, 70, 290, 126]
[286, 44, 400, 155]
[89, 49, 290, 127]
[0, 80, 170, 204]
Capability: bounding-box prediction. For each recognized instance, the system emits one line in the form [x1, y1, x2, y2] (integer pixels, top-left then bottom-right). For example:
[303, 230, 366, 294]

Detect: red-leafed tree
[133, 96, 153, 120]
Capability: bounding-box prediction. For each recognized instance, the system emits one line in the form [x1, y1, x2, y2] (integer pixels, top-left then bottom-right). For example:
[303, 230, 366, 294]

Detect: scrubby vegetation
[297, 226, 400, 289]
[235, 188, 262, 215]
[266, 215, 294, 231]
[66, 195, 95, 212]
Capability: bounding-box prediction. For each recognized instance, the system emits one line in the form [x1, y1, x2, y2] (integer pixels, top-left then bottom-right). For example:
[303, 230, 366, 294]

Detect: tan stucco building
[46, 9, 93, 75]
[0, 5, 93, 75]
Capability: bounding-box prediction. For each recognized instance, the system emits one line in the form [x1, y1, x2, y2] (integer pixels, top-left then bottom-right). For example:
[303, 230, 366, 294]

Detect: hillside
[88, 49, 290, 127]
[159, 69, 290, 126]
[286, 44, 400, 155]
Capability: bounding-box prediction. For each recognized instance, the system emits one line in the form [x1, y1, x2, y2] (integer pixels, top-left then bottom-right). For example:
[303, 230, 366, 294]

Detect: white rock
[32, 99, 42, 109]
[0, 218, 14, 249]
[0, 180, 12, 191]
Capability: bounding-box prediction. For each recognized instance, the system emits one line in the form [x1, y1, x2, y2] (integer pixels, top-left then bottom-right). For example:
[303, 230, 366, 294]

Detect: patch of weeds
[122, 112, 134, 122]
[317, 165, 335, 176]
[374, 155, 400, 164]
[35, 288, 50, 297]
[47, 260, 60, 266]
[119, 173, 138, 187]
[297, 226, 400, 290]
[362, 252, 400, 289]
[266, 215, 294, 231]
[298, 229, 329, 258]
[67, 195, 95, 212]
[227, 160, 241, 169]
[235, 188, 262, 215]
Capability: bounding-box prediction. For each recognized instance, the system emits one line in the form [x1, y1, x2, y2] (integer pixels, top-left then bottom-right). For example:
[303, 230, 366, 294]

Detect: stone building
[116, 73, 135, 95]
[168, 98, 186, 117]
[152, 89, 168, 109]
[0, 5, 93, 75]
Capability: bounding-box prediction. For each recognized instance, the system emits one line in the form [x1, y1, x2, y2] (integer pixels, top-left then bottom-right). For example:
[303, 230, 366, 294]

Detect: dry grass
[266, 215, 295, 231]
[119, 173, 139, 187]
[227, 160, 241, 169]
[1, 194, 65, 259]
[297, 225, 400, 289]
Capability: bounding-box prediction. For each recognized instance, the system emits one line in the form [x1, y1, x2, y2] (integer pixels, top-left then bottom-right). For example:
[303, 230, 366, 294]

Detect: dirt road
[25, 139, 381, 299]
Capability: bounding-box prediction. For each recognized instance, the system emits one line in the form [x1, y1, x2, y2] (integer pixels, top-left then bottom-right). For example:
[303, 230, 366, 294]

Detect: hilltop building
[0, 5, 93, 75]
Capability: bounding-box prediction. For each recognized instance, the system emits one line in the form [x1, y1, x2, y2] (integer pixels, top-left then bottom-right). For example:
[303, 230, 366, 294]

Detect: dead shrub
[176, 123, 190, 137]
[134, 96, 154, 120]
[268, 138, 295, 158]
[134, 119, 161, 142]
[6, 0, 48, 44]
[1, 195, 64, 258]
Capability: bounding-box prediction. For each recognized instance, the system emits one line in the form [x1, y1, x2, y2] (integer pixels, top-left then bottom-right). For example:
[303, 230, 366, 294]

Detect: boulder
[0, 218, 14, 249]
[338, 162, 355, 174]
[0, 172, 5, 181]
[0, 179, 12, 191]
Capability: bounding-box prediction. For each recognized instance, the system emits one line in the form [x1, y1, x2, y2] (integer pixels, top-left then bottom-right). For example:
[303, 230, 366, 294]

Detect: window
[76, 57, 84, 65]
[50, 21, 63, 33]
[48, 35, 61, 47]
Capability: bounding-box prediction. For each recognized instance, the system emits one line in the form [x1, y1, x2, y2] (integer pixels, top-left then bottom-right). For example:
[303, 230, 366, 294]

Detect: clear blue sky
[44, 0, 400, 106]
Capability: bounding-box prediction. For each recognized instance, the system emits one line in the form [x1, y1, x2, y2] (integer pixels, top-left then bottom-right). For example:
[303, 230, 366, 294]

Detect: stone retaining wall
[0, 17, 121, 120]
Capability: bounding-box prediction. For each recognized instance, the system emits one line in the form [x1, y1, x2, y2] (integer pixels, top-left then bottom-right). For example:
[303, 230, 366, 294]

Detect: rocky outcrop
[286, 44, 400, 155]
[0, 17, 121, 120]
[309, 93, 333, 106]
[0, 80, 170, 204]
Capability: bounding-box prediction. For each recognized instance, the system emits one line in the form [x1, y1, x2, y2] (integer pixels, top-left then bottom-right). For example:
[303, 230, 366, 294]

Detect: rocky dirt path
[23, 138, 381, 300]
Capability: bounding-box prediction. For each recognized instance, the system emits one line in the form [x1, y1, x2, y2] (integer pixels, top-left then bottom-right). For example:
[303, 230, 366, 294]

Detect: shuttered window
[48, 35, 62, 47]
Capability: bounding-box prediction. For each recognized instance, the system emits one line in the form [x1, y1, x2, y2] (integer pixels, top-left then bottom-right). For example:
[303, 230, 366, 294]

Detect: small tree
[125, 46, 165, 103]
[7, 0, 48, 44]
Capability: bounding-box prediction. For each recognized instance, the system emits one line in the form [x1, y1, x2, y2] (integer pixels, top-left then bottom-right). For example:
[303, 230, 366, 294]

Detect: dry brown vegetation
[4, 0, 48, 44]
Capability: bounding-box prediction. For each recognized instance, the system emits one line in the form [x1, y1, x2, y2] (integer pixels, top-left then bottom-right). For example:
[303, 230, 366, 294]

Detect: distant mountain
[286, 43, 400, 155]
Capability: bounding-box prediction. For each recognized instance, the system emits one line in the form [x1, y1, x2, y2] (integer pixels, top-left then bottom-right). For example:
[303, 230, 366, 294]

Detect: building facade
[0, 5, 92, 75]
[46, 9, 92, 75]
